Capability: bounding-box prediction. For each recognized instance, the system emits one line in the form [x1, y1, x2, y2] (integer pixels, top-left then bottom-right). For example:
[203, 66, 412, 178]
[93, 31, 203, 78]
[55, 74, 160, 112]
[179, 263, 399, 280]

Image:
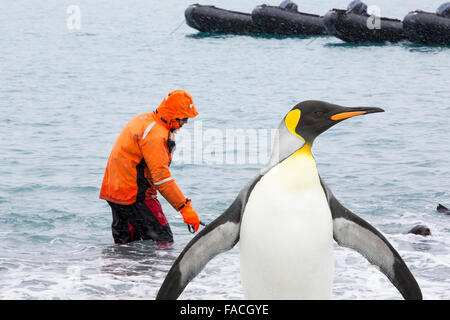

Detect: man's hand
[179, 199, 200, 232]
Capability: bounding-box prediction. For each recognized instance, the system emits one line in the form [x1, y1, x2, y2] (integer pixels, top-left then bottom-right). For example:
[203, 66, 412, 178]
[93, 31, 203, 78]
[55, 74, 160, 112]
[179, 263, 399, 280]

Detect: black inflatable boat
[403, 3, 450, 45]
[251, 4, 327, 35]
[184, 4, 261, 34]
[323, 1, 404, 43]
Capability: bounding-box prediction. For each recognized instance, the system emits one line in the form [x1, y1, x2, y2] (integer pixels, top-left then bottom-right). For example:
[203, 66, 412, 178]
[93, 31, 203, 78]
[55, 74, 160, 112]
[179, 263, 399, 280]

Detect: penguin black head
[285, 100, 384, 145]
[262, 100, 384, 174]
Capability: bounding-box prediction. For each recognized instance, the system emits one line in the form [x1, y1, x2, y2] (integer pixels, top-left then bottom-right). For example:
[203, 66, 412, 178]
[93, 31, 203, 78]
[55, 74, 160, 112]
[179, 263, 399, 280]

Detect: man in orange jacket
[100, 90, 201, 244]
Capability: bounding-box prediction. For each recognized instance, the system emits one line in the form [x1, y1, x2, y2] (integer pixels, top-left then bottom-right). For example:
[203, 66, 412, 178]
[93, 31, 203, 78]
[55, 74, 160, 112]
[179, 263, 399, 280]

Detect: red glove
[179, 199, 200, 232]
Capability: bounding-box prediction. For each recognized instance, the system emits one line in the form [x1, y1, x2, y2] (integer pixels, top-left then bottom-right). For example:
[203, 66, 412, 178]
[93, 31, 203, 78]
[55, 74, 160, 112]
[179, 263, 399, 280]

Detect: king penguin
[156, 100, 422, 300]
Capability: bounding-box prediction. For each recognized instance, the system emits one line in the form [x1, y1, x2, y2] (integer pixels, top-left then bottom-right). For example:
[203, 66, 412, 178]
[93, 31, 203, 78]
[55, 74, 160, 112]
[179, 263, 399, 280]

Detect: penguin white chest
[240, 148, 334, 299]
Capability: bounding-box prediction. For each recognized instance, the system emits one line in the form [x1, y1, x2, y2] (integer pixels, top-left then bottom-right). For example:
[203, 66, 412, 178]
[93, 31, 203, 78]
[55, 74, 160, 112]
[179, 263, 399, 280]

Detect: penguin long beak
[331, 107, 385, 121]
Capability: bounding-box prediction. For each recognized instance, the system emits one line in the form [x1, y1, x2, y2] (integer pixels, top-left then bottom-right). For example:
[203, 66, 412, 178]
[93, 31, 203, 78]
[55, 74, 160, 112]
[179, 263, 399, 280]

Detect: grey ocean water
[0, 0, 449, 299]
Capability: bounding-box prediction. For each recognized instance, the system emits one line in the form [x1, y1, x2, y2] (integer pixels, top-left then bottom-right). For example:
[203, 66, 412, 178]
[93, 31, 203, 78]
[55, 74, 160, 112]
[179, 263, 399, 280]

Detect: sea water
[0, 0, 449, 299]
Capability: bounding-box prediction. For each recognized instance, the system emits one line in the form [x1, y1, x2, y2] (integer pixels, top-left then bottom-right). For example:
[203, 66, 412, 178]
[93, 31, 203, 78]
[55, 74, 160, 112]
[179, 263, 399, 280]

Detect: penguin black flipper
[156, 197, 242, 300]
[156, 176, 262, 300]
[320, 179, 423, 300]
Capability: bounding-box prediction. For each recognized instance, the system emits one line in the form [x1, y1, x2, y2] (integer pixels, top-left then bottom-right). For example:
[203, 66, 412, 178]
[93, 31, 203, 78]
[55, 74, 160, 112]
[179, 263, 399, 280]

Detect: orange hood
[155, 90, 199, 129]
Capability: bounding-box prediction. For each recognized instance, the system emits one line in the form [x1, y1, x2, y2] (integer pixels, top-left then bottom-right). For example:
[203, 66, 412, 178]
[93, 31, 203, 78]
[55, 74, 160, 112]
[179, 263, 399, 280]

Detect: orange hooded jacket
[100, 90, 199, 210]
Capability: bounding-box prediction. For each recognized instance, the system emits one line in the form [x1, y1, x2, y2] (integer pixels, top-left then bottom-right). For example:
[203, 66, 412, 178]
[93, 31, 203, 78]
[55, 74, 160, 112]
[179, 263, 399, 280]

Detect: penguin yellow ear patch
[285, 109, 304, 140]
